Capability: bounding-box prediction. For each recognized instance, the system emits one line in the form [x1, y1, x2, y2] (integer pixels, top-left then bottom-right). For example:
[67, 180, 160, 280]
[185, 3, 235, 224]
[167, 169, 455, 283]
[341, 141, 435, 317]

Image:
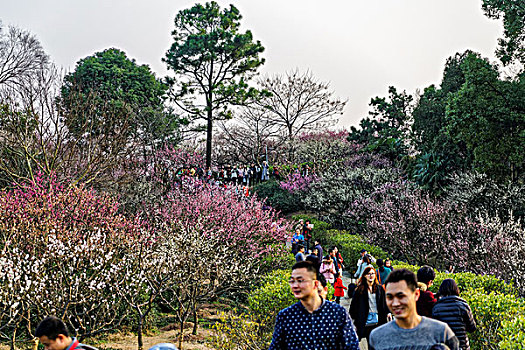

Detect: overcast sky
[1, 0, 503, 127]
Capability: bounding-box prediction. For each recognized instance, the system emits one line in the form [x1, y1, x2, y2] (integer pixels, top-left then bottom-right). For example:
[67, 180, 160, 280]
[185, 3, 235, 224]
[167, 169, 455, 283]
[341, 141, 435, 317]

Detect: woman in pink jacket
[320, 257, 336, 284]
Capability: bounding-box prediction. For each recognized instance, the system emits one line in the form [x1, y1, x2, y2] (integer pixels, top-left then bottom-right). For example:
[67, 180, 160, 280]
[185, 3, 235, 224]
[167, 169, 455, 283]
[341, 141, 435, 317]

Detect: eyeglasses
[288, 278, 314, 285]
[366, 272, 376, 277]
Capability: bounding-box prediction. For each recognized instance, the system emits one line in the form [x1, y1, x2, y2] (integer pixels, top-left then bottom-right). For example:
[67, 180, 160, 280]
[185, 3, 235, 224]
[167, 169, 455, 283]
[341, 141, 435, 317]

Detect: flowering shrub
[445, 171, 525, 222]
[0, 175, 140, 342]
[301, 165, 400, 228]
[292, 130, 358, 169]
[279, 173, 318, 193]
[347, 182, 486, 271]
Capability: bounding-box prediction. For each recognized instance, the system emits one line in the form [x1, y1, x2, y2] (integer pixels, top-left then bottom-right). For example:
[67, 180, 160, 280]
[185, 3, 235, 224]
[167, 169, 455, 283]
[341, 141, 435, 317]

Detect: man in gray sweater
[369, 269, 459, 350]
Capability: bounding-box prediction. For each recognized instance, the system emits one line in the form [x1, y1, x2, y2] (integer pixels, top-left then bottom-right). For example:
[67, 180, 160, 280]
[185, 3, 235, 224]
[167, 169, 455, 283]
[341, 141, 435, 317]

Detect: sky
[1, 0, 503, 127]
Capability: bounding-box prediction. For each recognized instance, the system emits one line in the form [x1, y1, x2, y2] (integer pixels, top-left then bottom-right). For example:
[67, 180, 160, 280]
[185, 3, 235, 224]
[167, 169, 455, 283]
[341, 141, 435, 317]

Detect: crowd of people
[280, 223, 477, 350]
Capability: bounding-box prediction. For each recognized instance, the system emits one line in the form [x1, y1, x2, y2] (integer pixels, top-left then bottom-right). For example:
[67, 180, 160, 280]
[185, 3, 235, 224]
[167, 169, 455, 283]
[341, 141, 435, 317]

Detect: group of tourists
[275, 239, 477, 350]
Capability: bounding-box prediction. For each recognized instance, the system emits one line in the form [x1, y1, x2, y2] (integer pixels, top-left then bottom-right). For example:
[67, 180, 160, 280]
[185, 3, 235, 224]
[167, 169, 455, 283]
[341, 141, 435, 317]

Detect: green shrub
[463, 290, 525, 350]
[259, 245, 296, 275]
[392, 262, 516, 296]
[499, 315, 525, 350]
[253, 180, 301, 214]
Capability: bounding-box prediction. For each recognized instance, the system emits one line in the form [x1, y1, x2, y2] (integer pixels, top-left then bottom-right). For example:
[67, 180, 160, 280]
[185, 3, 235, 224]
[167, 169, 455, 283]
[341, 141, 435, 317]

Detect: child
[333, 272, 347, 304]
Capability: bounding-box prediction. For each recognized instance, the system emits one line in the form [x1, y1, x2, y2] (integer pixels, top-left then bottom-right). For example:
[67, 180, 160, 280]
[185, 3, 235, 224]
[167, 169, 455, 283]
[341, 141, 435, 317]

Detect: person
[317, 273, 329, 300]
[376, 259, 391, 286]
[295, 245, 306, 262]
[269, 261, 360, 350]
[432, 279, 477, 350]
[416, 265, 437, 317]
[320, 256, 336, 284]
[354, 254, 371, 279]
[369, 269, 460, 350]
[333, 272, 347, 304]
[349, 266, 390, 346]
[384, 259, 393, 271]
[445, 265, 455, 274]
[306, 248, 320, 270]
[35, 316, 97, 350]
[261, 161, 269, 181]
[357, 249, 376, 267]
[291, 228, 304, 255]
[149, 344, 178, 350]
[302, 220, 313, 252]
[327, 247, 341, 277]
[313, 239, 323, 265]
[333, 246, 345, 273]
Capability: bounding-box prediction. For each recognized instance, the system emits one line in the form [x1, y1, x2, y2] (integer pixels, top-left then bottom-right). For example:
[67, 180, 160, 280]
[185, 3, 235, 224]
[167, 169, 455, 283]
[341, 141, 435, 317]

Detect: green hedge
[499, 315, 525, 350]
[463, 290, 525, 350]
[392, 262, 516, 296]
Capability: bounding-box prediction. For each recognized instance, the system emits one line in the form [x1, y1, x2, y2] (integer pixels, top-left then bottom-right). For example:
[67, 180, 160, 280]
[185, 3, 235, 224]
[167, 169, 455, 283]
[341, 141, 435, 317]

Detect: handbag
[366, 312, 378, 326]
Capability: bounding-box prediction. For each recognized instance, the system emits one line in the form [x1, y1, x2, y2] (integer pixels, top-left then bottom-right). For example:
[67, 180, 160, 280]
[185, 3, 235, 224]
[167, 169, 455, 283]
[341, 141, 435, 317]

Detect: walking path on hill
[340, 271, 369, 350]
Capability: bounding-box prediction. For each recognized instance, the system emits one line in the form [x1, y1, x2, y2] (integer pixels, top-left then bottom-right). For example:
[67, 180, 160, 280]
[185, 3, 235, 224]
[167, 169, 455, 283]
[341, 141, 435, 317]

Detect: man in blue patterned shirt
[269, 261, 359, 350]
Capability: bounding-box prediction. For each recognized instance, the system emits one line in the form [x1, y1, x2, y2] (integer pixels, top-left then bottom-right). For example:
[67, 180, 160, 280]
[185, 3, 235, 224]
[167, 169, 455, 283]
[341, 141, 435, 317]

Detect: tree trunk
[137, 316, 144, 350]
[192, 303, 198, 335]
[206, 102, 213, 168]
[10, 326, 16, 350]
[178, 320, 184, 350]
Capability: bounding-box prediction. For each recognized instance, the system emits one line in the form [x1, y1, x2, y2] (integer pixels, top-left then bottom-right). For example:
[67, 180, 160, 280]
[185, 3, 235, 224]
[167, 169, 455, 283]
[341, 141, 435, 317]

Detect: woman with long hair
[432, 279, 476, 350]
[350, 266, 390, 346]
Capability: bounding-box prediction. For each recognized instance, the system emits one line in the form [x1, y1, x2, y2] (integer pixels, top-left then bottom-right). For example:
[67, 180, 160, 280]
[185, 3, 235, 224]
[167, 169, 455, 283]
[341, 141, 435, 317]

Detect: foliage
[499, 315, 525, 349]
[61, 48, 177, 148]
[392, 262, 516, 296]
[291, 130, 358, 171]
[349, 86, 413, 163]
[302, 164, 400, 228]
[482, 0, 525, 67]
[164, 1, 265, 167]
[463, 290, 525, 350]
[279, 173, 319, 194]
[445, 52, 525, 183]
[252, 180, 301, 214]
[0, 23, 49, 89]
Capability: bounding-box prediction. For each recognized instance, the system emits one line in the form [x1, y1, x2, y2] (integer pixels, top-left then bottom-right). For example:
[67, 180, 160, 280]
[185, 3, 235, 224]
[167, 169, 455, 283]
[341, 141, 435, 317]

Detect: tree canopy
[163, 1, 265, 168]
[60, 48, 178, 149]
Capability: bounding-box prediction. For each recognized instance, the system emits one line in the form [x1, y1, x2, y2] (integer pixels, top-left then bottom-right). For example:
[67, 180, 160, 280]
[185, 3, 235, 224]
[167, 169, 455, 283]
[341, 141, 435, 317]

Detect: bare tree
[0, 23, 49, 89]
[214, 105, 284, 165]
[256, 69, 347, 140]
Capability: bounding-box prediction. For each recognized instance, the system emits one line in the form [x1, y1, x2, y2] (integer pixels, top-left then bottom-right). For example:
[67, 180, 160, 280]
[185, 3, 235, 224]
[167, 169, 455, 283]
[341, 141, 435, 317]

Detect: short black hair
[438, 278, 460, 297]
[292, 261, 318, 278]
[376, 258, 384, 267]
[417, 265, 436, 285]
[385, 268, 418, 292]
[317, 273, 327, 288]
[35, 316, 69, 339]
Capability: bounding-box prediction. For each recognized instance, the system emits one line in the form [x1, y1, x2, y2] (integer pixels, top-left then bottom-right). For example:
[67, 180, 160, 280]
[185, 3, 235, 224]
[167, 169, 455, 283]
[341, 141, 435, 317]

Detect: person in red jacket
[416, 265, 437, 317]
[333, 272, 347, 304]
